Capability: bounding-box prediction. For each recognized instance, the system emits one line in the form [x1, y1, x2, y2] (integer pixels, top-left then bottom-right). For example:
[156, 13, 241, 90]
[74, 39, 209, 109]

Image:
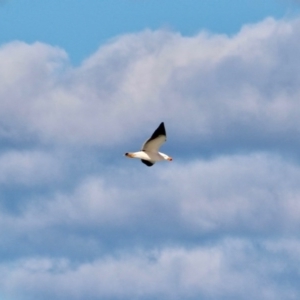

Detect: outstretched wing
[141, 159, 155, 167]
[141, 122, 166, 152]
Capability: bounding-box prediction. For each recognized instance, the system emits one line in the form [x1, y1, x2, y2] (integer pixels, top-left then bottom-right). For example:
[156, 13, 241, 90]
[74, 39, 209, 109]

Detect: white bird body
[125, 122, 172, 167]
[126, 151, 169, 161]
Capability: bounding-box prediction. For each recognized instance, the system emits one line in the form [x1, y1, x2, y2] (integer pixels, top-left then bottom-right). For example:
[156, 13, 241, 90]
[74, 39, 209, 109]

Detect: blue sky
[2, 1, 300, 300]
[1, 0, 299, 64]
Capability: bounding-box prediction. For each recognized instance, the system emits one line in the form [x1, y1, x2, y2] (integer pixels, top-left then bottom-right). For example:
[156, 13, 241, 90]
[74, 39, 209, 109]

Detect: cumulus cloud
[1, 239, 300, 300]
[0, 150, 64, 187]
[1, 16, 300, 300]
[1, 18, 300, 154]
[1, 153, 300, 262]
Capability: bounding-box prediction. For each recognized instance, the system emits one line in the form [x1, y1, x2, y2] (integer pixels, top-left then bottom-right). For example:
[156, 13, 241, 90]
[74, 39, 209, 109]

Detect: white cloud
[1, 153, 300, 241]
[1, 18, 300, 150]
[1, 239, 299, 300]
[0, 150, 64, 186]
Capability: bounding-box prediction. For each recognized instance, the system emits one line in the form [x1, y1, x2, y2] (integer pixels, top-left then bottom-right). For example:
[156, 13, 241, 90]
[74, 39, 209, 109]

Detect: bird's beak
[125, 152, 134, 158]
[167, 157, 173, 161]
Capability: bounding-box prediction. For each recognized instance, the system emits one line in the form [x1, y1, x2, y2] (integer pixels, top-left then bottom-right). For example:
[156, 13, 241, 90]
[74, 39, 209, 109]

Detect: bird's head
[160, 153, 172, 161]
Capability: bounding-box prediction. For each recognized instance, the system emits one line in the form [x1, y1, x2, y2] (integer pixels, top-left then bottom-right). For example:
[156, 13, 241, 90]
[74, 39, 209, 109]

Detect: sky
[1, 0, 299, 64]
[1, 1, 300, 300]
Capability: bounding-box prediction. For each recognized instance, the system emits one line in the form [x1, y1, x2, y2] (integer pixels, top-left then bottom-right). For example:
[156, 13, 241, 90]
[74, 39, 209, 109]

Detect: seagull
[125, 122, 172, 167]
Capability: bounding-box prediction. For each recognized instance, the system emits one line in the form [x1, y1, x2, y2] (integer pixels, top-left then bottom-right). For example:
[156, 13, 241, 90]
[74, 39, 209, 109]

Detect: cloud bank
[1, 17, 300, 299]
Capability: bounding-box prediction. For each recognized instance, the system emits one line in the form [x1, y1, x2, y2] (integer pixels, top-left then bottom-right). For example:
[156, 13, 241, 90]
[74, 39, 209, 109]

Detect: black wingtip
[149, 122, 166, 140]
[159, 122, 165, 128]
[141, 159, 154, 167]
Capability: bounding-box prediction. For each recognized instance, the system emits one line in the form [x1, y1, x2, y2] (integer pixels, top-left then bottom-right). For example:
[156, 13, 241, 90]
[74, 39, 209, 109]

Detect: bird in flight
[125, 122, 172, 167]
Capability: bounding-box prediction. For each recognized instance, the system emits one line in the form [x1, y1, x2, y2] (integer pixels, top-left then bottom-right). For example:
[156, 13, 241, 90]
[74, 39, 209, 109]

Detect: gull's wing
[141, 159, 155, 167]
[141, 122, 166, 152]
